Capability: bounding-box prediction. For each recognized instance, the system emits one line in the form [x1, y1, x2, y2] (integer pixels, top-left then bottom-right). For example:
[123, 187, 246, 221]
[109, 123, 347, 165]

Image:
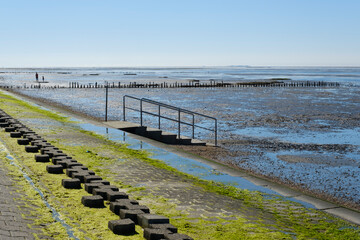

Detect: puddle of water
[0, 143, 78, 240]
[78, 122, 321, 209]
[78, 122, 291, 196]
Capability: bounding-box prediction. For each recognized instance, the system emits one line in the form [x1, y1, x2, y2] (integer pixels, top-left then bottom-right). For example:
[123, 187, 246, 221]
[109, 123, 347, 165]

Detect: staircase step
[176, 136, 192, 145]
[102, 121, 209, 146]
[190, 139, 207, 146]
[160, 131, 177, 144]
[145, 127, 163, 141]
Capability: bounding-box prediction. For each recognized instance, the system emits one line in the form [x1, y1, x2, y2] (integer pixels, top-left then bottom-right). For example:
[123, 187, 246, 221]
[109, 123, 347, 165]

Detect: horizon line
[1, 65, 360, 69]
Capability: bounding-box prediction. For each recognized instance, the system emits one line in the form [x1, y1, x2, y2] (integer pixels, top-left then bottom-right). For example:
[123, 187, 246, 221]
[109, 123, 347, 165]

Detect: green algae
[0, 89, 359, 239]
[0, 144, 69, 239]
[0, 91, 71, 123]
[0, 131, 144, 240]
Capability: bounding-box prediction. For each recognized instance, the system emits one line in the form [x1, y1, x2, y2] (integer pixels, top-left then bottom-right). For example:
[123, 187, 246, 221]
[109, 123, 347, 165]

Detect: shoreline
[5, 88, 360, 213]
[2, 89, 360, 238]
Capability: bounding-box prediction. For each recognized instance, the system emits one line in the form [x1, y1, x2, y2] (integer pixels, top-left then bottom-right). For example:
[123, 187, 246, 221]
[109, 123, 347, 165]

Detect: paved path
[0, 148, 42, 240]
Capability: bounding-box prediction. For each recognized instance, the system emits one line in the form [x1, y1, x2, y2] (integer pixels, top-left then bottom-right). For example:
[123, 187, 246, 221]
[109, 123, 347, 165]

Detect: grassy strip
[0, 91, 71, 122]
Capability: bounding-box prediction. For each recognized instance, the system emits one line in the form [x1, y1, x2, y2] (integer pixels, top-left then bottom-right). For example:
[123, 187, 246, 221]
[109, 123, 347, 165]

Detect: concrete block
[0, 116, 11, 122]
[46, 165, 64, 174]
[41, 147, 59, 154]
[84, 170, 95, 175]
[92, 188, 111, 200]
[84, 175, 102, 183]
[43, 150, 56, 158]
[52, 152, 67, 158]
[35, 154, 50, 162]
[81, 195, 104, 208]
[99, 185, 119, 191]
[110, 202, 128, 215]
[110, 201, 142, 215]
[107, 191, 129, 202]
[25, 146, 39, 153]
[52, 156, 72, 164]
[62, 178, 81, 189]
[120, 209, 146, 224]
[54, 158, 75, 165]
[25, 134, 40, 140]
[144, 228, 171, 240]
[52, 157, 63, 164]
[65, 162, 83, 168]
[149, 224, 177, 233]
[18, 128, 31, 134]
[108, 219, 135, 235]
[31, 139, 46, 145]
[125, 204, 150, 213]
[139, 214, 169, 228]
[57, 159, 76, 168]
[35, 142, 51, 148]
[17, 138, 30, 145]
[115, 199, 139, 205]
[71, 165, 88, 171]
[72, 171, 91, 183]
[5, 126, 15, 132]
[84, 182, 104, 194]
[10, 132, 22, 138]
[91, 180, 110, 185]
[0, 122, 10, 128]
[66, 168, 79, 177]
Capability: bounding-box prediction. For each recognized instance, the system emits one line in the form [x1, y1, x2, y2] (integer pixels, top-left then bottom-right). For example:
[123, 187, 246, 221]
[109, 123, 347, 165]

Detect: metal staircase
[118, 95, 218, 146]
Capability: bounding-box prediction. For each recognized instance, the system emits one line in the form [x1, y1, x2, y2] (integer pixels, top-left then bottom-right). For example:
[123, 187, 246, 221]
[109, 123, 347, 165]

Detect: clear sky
[1, 0, 359, 67]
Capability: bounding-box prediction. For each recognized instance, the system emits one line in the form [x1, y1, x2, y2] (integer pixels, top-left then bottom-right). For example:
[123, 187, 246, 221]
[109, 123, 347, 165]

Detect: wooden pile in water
[0, 81, 340, 89]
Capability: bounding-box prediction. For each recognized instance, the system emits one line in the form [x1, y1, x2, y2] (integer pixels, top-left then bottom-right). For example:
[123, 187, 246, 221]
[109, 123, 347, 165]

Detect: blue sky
[1, 0, 359, 67]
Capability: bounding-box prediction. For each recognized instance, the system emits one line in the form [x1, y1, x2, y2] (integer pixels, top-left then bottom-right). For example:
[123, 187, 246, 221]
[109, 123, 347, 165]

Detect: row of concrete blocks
[0, 111, 193, 240]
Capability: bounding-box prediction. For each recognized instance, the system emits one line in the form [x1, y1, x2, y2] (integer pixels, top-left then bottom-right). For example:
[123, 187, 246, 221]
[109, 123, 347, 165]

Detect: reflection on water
[79, 122, 278, 195]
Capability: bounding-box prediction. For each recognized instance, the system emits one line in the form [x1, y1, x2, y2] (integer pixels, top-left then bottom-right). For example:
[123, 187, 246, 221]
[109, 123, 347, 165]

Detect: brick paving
[0, 154, 40, 240]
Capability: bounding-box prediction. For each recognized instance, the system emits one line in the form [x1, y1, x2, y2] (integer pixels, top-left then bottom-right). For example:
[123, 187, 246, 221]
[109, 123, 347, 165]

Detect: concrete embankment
[0, 89, 359, 239]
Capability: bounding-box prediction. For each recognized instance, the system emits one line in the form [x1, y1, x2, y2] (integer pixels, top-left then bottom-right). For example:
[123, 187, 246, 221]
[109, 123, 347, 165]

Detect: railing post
[140, 99, 143, 126]
[158, 105, 161, 129]
[192, 115, 195, 139]
[105, 83, 108, 122]
[178, 109, 181, 138]
[123, 96, 126, 121]
[215, 119, 217, 146]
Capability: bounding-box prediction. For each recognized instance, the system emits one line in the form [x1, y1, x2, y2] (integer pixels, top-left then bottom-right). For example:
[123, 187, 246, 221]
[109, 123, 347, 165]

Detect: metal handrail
[123, 95, 217, 146]
[123, 95, 141, 122]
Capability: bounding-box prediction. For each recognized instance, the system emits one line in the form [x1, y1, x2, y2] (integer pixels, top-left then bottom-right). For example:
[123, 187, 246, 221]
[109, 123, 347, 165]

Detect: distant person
[42, 76, 45, 82]
[35, 72, 39, 81]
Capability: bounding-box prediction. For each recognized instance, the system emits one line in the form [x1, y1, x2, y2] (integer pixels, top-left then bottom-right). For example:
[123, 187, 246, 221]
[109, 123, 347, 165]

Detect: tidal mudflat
[2, 67, 360, 210]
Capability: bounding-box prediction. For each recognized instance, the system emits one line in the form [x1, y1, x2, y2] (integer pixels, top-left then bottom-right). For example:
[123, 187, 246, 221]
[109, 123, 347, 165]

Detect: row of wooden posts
[0, 81, 340, 89]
